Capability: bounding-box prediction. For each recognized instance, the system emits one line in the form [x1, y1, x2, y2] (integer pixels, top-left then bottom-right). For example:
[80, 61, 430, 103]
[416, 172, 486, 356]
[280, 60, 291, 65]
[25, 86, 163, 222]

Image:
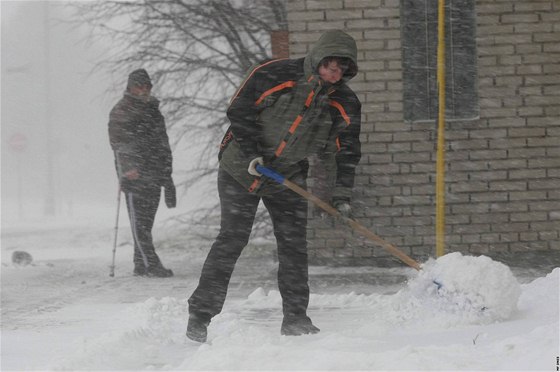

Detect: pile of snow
[518, 267, 560, 319]
[49, 298, 191, 370]
[12, 268, 558, 371]
[398, 252, 521, 324]
[2, 222, 556, 371]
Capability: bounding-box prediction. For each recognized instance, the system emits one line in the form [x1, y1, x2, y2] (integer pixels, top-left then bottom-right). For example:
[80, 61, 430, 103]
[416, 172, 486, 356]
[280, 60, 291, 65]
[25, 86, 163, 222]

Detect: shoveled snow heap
[402, 252, 521, 324]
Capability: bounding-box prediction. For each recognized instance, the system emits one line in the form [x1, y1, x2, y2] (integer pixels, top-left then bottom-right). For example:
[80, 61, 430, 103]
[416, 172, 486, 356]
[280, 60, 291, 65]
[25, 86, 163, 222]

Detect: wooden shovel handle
[285, 179, 421, 271]
[256, 165, 421, 270]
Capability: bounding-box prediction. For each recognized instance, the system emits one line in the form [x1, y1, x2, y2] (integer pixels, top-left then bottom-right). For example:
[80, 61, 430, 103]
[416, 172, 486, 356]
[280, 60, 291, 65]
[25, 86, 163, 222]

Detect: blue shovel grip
[256, 165, 285, 184]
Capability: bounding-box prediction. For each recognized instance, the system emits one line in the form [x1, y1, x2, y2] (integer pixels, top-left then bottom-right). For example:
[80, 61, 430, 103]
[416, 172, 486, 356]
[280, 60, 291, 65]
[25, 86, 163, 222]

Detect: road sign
[8, 133, 27, 152]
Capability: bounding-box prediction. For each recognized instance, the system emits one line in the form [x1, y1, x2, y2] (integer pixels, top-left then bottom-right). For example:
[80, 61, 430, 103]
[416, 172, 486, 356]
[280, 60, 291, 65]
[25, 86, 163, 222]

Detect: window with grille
[401, 0, 479, 123]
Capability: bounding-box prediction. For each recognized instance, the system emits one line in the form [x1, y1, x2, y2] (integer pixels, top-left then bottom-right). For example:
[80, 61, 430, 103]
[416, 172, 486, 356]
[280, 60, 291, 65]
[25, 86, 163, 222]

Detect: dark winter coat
[108, 92, 173, 191]
[219, 29, 361, 200]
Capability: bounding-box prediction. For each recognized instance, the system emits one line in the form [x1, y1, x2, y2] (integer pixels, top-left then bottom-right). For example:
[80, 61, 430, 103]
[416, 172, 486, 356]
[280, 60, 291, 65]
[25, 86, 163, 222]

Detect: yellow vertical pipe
[436, 0, 446, 257]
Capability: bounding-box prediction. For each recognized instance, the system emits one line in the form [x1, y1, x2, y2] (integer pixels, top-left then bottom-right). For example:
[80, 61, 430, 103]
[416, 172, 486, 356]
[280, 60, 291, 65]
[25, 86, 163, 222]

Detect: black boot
[281, 315, 320, 336]
[186, 314, 210, 343]
[147, 265, 174, 278]
[133, 266, 148, 276]
[134, 264, 173, 277]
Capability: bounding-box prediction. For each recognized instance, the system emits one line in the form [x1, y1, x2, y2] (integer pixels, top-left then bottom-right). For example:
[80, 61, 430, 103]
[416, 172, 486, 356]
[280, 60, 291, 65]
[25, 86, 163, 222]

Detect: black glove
[164, 180, 176, 209]
[332, 198, 353, 220]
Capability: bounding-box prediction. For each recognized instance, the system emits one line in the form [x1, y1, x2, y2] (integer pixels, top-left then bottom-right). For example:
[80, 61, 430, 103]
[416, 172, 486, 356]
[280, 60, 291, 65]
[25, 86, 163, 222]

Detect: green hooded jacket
[219, 30, 361, 199]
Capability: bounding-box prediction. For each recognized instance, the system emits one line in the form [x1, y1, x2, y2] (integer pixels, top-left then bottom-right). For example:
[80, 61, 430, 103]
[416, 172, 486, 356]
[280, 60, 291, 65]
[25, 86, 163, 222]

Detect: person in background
[187, 30, 361, 342]
[108, 68, 176, 278]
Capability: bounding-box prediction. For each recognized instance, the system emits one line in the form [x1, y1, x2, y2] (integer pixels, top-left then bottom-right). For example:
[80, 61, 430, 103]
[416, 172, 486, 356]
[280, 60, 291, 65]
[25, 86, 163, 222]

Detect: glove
[164, 180, 176, 208]
[332, 199, 353, 219]
[248, 157, 264, 176]
[123, 168, 140, 180]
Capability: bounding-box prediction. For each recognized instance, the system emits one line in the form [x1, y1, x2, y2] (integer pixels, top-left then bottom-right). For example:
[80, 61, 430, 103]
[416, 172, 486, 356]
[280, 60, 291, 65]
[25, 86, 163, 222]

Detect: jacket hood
[127, 68, 152, 90]
[304, 30, 358, 83]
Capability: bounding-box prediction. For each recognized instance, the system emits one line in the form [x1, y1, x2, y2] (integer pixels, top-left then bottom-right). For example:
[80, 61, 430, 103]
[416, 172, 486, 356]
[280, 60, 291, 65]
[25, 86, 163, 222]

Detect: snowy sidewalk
[1, 225, 559, 371]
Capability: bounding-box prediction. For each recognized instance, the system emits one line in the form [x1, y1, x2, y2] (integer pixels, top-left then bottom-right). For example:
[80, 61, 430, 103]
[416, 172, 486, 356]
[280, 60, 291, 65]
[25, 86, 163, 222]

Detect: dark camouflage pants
[188, 167, 310, 320]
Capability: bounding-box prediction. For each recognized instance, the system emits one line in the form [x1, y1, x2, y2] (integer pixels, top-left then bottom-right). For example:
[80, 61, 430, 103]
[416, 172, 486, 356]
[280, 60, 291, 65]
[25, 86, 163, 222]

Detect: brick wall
[271, 30, 290, 59]
[286, 0, 560, 264]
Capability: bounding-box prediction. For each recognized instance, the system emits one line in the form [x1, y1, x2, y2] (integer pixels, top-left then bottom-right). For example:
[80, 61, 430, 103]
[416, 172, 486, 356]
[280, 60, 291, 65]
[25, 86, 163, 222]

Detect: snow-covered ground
[1, 216, 558, 371]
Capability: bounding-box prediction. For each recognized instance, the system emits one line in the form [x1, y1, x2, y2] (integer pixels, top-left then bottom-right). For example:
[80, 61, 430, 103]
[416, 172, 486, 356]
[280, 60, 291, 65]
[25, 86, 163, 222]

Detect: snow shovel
[256, 165, 421, 271]
[255, 166, 506, 314]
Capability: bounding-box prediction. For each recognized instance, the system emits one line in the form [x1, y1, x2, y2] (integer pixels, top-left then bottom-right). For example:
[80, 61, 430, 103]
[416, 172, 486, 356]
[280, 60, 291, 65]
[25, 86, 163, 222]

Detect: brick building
[281, 0, 560, 264]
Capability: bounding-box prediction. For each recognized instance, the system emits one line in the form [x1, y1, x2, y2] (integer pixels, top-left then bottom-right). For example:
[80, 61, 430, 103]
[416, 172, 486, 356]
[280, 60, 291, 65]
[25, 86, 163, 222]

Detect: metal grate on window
[401, 0, 479, 123]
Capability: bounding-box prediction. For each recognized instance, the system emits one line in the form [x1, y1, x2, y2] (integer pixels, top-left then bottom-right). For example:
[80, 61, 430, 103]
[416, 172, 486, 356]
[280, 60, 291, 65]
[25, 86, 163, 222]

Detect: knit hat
[127, 69, 152, 90]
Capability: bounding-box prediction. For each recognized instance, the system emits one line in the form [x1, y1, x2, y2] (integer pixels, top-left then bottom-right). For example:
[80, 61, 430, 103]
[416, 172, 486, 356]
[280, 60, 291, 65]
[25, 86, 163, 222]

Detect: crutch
[109, 186, 122, 277]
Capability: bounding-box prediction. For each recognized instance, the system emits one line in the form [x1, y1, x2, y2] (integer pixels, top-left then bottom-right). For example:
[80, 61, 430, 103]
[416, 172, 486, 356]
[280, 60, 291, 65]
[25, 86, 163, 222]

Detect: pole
[109, 187, 122, 277]
[17, 154, 23, 219]
[435, 0, 447, 258]
[43, 1, 55, 216]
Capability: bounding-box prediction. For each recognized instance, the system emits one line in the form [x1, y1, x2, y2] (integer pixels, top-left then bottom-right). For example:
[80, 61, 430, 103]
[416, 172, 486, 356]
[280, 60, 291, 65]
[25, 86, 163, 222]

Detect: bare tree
[71, 0, 287, 239]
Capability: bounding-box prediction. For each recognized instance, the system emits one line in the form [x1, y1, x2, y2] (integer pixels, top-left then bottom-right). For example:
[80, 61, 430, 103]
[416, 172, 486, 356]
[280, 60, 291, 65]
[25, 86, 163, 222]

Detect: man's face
[318, 60, 344, 84]
[130, 85, 152, 98]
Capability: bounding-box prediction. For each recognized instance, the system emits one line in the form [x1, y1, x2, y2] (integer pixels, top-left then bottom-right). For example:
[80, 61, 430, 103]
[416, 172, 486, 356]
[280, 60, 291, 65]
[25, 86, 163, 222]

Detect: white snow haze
[2, 1, 119, 229]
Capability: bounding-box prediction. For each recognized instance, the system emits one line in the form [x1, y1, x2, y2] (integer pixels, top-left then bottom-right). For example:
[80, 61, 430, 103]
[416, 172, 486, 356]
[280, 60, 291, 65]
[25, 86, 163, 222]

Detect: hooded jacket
[219, 29, 361, 199]
[108, 92, 173, 191]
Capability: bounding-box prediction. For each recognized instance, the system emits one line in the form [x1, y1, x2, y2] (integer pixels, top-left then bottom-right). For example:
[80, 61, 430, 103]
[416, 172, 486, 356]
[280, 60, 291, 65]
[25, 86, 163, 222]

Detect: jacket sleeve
[226, 65, 264, 160]
[226, 60, 292, 160]
[155, 110, 173, 180]
[330, 93, 362, 201]
[108, 104, 139, 178]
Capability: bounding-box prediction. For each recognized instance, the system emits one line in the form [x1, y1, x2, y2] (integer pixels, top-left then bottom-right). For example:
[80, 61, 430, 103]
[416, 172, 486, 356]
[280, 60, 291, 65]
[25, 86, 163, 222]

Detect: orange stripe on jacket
[229, 59, 289, 105]
[275, 90, 315, 157]
[255, 81, 296, 106]
[288, 115, 303, 134]
[329, 100, 351, 126]
[275, 141, 287, 157]
[304, 90, 315, 107]
[248, 179, 260, 193]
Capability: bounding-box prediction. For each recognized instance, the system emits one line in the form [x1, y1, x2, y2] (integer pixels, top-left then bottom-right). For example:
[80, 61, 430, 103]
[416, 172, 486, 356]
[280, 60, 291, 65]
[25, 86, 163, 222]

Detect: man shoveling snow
[187, 29, 361, 343]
